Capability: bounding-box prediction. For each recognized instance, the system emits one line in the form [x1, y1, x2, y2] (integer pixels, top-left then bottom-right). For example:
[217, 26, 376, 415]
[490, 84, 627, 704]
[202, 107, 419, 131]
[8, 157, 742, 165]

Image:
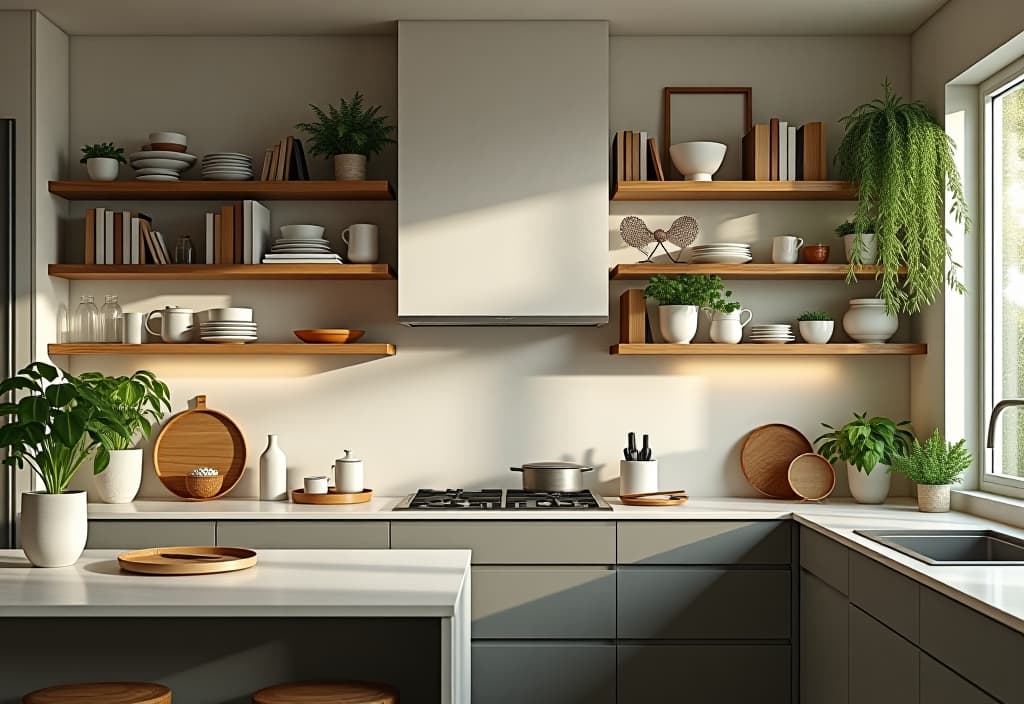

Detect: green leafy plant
[75, 371, 171, 451]
[644, 274, 739, 312]
[890, 429, 972, 485]
[798, 311, 833, 322]
[296, 92, 396, 159]
[79, 142, 126, 164]
[834, 220, 875, 237]
[815, 412, 915, 474]
[836, 79, 969, 314]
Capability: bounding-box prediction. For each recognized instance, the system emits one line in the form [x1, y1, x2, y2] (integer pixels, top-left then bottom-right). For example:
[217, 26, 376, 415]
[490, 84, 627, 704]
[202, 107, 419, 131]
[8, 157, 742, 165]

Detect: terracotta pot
[802, 244, 830, 264]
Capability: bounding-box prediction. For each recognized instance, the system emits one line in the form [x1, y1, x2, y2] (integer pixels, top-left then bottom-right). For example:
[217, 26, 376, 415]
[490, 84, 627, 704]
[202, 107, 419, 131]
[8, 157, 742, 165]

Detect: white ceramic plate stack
[201, 153, 254, 181]
[683, 243, 753, 264]
[262, 225, 343, 264]
[748, 324, 795, 344]
[198, 307, 258, 344]
[129, 150, 197, 181]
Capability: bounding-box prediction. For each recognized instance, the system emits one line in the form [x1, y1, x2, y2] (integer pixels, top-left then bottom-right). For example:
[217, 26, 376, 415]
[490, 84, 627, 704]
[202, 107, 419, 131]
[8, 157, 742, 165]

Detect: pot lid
[519, 461, 592, 470]
[337, 449, 360, 462]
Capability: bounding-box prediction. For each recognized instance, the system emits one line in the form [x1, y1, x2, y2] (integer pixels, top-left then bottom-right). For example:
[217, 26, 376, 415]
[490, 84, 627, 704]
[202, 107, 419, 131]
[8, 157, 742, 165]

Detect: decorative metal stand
[619, 215, 699, 263]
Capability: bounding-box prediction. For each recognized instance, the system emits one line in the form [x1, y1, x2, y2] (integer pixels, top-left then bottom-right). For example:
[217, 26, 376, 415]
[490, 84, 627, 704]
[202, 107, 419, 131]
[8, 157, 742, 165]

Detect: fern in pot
[296, 92, 395, 181]
[890, 429, 972, 513]
[645, 274, 737, 344]
[815, 412, 914, 504]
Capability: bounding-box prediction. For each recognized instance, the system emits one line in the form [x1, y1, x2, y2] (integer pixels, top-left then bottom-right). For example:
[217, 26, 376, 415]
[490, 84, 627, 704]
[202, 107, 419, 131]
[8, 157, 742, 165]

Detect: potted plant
[296, 92, 396, 181]
[836, 79, 969, 314]
[0, 362, 133, 566]
[834, 220, 878, 265]
[77, 370, 171, 504]
[815, 412, 914, 504]
[890, 429, 972, 513]
[79, 142, 126, 181]
[797, 311, 834, 344]
[644, 274, 737, 344]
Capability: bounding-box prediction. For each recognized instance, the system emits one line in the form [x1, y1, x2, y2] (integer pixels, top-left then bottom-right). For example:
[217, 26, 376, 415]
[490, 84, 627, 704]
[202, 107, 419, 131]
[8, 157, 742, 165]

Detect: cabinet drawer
[849, 605, 919, 704]
[849, 551, 919, 643]
[87, 520, 215, 549]
[800, 570, 849, 704]
[618, 644, 790, 704]
[920, 653, 998, 704]
[800, 525, 849, 595]
[390, 521, 614, 564]
[617, 568, 791, 639]
[472, 567, 615, 639]
[617, 521, 790, 565]
[472, 642, 614, 704]
[215, 521, 388, 549]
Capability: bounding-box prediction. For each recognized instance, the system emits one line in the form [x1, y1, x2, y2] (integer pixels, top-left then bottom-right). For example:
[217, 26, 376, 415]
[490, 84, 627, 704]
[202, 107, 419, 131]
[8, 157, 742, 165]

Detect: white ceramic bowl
[669, 141, 727, 181]
[197, 307, 253, 323]
[148, 131, 187, 146]
[280, 224, 325, 240]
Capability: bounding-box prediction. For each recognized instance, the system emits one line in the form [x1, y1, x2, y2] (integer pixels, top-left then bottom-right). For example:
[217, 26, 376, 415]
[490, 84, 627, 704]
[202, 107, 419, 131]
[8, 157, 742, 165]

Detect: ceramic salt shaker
[334, 450, 364, 494]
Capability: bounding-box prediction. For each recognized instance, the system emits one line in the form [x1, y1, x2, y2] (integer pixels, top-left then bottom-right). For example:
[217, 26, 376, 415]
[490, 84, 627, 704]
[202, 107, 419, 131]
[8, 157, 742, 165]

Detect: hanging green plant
[835, 79, 969, 314]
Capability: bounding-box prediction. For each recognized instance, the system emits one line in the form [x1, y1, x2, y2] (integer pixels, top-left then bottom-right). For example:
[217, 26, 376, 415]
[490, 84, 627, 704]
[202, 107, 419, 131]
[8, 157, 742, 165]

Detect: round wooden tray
[117, 546, 257, 575]
[740, 423, 812, 499]
[788, 452, 836, 501]
[291, 488, 373, 505]
[152, 395, 246, 501]
[619, 490, 688, 507]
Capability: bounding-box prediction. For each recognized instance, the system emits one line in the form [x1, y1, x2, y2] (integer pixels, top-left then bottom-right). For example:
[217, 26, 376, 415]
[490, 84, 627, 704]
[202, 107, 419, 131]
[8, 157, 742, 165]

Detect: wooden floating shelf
[48, 263, 395, 281]
[610, 343, 926, 356]
[48, 343, 396, 357]
[610, 263, 903, 280]
[48, 180, 395, 201]
[611, 180, 857, 201]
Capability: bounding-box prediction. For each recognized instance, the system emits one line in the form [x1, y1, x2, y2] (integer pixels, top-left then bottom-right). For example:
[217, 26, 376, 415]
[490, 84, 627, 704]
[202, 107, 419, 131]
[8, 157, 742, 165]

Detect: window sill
[952, 489, 1024, 529]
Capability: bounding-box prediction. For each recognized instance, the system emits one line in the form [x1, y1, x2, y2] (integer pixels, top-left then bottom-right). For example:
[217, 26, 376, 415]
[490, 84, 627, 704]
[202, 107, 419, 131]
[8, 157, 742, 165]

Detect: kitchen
[1, 1, 1024, 703]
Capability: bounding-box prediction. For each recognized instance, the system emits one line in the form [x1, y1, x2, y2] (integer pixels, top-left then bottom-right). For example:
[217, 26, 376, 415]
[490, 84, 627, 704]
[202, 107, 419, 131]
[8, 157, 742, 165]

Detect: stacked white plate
[262, 237, 343, 263]
[129, 150, 197, 181]
[200, 320, 259, 344]
[201, 152, 253, 181]
[748, 324, 795, 344]
[684, 243, 753, 264]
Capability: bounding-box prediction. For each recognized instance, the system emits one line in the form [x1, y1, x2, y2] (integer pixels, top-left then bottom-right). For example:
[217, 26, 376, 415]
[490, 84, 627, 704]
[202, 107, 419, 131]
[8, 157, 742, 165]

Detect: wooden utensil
[117, 546, 257, 575]
[740, 423, 813, 499]
[787, 452, 836, 501]
[293, 329, 365, 344]
[620, 489, 688, 506]
[152, 395, 246, 501]
[291, 487, 373, 505]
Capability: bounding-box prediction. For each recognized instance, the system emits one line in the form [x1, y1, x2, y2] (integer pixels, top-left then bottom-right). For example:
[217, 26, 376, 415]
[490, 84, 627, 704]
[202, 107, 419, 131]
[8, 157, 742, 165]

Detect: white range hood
[397, 20, 609, 326]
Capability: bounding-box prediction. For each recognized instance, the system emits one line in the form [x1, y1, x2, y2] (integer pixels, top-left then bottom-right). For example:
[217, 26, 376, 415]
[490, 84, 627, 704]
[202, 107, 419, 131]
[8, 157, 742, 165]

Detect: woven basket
[917, 484, 950, 513]
[185, 474, 224, 500]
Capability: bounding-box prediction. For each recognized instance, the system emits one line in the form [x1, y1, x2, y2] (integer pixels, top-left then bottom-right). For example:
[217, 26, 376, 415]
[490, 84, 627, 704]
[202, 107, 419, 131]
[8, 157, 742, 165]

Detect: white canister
[334, 449, 364, 494]
[122, 312, 145, 344]
[620, 460, 659, 496]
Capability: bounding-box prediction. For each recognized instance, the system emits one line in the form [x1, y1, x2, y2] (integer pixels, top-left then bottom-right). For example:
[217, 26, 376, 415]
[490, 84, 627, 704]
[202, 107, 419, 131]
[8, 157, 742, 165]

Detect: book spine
[104, 211, 115, 264]
[778, 121, 788, 181]
[769, 118, 780, 181]
[84, 208, 95, 265]
[787, 126, 797, 182]
[205, 212, 215, 264]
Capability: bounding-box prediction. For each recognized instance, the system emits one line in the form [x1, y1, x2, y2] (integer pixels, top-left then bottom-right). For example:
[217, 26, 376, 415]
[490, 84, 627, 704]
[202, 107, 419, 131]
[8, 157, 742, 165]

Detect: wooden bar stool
[252, 681, 398, 704]
[23, 682, 171, 704]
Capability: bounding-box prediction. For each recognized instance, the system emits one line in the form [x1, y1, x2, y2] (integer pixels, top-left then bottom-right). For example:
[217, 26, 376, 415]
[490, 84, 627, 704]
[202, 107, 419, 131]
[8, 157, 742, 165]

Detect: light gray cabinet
[849, 605, 919, 704]
[86, 520, 216, 549]
[617, 520, 790, 565]
[920, 654, 998, 704]
[849, 551, 919, 643]
[800, 525, 849, 595]
[215, 521, 388, 549]
[472, 642, 615, 704]
[391, 521, 615, 564]
[800, 569, 848, 704]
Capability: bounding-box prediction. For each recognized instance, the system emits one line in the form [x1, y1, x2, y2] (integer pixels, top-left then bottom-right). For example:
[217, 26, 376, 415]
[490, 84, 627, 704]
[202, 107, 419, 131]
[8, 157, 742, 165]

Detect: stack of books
[742, 120, 826, 181]
[82, 208, 171, 264]
[257, 136, 310, 181]
[202, 200, 272, 264]
[612, 130, 666, 183]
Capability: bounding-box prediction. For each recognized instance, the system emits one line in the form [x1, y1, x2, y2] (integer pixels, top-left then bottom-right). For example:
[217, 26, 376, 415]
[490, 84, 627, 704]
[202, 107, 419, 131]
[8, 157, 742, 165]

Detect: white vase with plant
[890, 429, 972, 512]
[797, 311, 834, 344]
[645, 274, 739, 344]
[815, 412, 914, 504]
[79, 142, 125, 182]
[296, 92, 396, 181]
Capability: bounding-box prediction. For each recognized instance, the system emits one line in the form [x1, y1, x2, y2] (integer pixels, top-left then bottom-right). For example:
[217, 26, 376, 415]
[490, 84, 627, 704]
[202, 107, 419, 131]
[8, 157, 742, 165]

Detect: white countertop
[0, 549, 471, 618]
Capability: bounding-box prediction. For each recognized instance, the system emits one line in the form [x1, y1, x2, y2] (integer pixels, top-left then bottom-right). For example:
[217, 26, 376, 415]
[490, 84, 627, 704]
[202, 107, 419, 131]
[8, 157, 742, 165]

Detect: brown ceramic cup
[802, 244, 830, 264]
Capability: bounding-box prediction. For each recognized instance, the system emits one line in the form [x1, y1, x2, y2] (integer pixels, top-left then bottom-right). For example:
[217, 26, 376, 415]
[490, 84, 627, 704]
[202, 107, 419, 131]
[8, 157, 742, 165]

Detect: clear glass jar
[56, 304, 69, 344]
[100, 295, 123, 343]
[174, 235, 195, 264]
[72, 295, 101, 343]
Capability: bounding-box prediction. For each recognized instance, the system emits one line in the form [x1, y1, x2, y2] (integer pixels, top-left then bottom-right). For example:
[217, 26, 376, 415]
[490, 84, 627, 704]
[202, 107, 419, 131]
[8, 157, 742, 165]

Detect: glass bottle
[72, 295, 101, 343]
[100, 295, 123, 343]
[174, 235, 195, 264]
[56, 304, 69, 344]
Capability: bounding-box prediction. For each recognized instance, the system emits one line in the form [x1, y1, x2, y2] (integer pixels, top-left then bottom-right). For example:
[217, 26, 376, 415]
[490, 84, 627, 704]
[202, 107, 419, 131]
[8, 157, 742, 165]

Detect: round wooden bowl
[185, 474, 224, 499]
[149, 142, 188, 153]
[787, 453, 836, 501]
[802, 244, 830, 264]
[293, 329, 365, 344]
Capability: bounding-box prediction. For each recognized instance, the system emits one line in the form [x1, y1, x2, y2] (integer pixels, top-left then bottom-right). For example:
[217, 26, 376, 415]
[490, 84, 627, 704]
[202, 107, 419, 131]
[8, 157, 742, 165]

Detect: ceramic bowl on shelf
[149, 142, 188, 153]
[669, 141, 727, 181]
[149, 131, 187, 146]
[280, 225, 325, 240]
[294, 329, 365, 344]
[197, 307, 254, 323]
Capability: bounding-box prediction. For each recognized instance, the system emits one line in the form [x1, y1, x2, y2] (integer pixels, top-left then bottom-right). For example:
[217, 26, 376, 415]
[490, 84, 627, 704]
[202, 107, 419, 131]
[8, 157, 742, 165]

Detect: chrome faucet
[986, 399, 1024, 448]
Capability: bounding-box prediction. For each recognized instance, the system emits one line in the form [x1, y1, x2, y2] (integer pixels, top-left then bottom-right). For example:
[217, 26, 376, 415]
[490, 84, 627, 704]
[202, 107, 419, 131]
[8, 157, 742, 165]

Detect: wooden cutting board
[740, 423, 812, 499]
[117, 546, 257, 575]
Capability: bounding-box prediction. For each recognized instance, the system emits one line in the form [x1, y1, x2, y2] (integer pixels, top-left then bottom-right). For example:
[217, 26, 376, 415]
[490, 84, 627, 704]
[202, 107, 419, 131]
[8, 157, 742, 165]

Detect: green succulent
[834, 220, 875, 237]
[296, 92, 396, 159]
[80, 142, 126, 164]
[643, 274, 739, 313]
[815, 412, 915, 474]
[798, 311, 833, 322]
[890, 429, 972, 485]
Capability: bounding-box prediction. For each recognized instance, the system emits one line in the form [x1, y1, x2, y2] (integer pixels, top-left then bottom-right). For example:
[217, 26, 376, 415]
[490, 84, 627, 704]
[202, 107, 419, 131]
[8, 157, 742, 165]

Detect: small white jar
[334, 449, 364, 494]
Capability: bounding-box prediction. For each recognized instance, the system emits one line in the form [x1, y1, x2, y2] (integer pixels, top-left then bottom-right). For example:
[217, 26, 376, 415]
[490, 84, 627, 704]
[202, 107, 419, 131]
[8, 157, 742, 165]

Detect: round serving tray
[291, 488, 373, 505]
[740, 423, 812, 499]
[117, 546, 257, 575]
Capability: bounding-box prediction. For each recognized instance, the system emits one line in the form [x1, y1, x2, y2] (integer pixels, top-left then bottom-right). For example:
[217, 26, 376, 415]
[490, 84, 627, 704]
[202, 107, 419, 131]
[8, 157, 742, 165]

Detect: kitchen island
[0, 549, 471, 704]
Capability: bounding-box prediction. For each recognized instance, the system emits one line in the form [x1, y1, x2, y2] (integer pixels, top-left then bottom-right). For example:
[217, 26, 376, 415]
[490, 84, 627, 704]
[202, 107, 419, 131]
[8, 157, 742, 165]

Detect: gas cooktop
[392, 489, 612, 511]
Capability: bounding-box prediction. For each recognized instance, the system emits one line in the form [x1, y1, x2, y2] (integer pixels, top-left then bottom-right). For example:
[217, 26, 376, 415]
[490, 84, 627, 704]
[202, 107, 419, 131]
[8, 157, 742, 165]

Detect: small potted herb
[296, 92, 396, 181]
[644, 274, 736, 344]
[890, 429, 972, 513]
[834, 219, 878, 265]
[797, 311, 834, 344]
[79, 142, 126, 181]
[815, 412, 914, 504]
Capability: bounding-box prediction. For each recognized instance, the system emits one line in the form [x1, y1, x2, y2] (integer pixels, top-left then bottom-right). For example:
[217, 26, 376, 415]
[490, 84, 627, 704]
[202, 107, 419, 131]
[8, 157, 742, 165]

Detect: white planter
[705, 308, 752, 344]
[259, 434, 288, 501]
[85, 157, 119, 181]
[94, 449, 142, 504]
[334, 153, 367, 181]
[620, 460, 659, 495]
[917, 484, 951, 513]
[20, 491, 88, 567]
[842, 233, 878, 265]
[798, 320, 834, 344]
[658, 305, 699, 344]
[847, 462, 891, 504]
[843, 298, 898, 343]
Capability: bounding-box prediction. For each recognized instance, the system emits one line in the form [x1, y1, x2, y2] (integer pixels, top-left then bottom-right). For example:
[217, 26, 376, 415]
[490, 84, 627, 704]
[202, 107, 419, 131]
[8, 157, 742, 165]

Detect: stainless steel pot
[510, 462, 594, 492]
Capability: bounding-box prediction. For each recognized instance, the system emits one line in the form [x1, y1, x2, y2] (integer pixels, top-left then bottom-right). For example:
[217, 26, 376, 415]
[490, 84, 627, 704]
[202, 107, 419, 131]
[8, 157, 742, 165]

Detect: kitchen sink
[854, 529, 1024, 565]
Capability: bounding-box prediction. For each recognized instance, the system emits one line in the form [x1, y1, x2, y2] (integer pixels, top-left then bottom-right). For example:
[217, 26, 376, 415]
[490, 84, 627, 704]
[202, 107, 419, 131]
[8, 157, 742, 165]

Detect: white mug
[122, 312, 145, 344]
[145, 306, 194, 343]
[772, 236, 805, 264]
[303, 476, 329, 495]
[342, 224, 379, 263]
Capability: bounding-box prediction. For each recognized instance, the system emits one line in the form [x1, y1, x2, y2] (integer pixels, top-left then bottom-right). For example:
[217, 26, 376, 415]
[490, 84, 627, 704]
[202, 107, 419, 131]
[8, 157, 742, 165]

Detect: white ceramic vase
[259, 434, 288, 501]
[843, 298, 898, 343]
[658, 305, 699, 344]
[334, 154, 367, 181]
[20, 491, 88, 567]
[917, 484, 951, 513]
[847, 462, 891, 504]
[798, 320, 834, 344]
[842, 233, 878, 265]
[85, 157, 119, 181]
[705, 308, 752, 344]
[93, 449, 142, 504]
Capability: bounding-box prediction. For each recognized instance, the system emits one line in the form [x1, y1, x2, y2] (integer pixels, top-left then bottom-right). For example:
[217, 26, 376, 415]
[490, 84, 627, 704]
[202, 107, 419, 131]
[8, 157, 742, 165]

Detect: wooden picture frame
[662, 86, 753, 179]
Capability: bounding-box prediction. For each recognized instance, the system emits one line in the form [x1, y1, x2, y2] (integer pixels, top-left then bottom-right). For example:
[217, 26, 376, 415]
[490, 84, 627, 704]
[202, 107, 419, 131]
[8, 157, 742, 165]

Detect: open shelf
[48, 180, 395, 201]
[48, 263, 395, 281]
[48, 343, 396, 356]
[610, 343, 926, 356]
[611, 180, 857, 201]
[610, 263, 901, 280]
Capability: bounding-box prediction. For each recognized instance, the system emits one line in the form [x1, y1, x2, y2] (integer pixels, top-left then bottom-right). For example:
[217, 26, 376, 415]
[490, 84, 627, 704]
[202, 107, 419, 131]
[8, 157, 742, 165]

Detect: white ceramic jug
[145, 306, 194, 343]
[703, 308, 752, 344]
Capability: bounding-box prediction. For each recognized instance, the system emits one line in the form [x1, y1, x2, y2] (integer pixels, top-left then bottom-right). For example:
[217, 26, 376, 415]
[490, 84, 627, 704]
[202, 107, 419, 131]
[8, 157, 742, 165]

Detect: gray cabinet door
[618, 520, 790, 565]
[800, 570, 848, 704]
[472, 567, 615, 639]
[472, 642, 615, 704]
[920, 653, 998, 704]
[391, 521, 615, 564]
[800, 526, 849, 595]
[849, 605, 919, 704]
[618, 644, 791, 704]
[849, 552, 919, 643]
[215, 521, 388, 548]
[617, 567, 791, 639]
[87, 520, 216, 549]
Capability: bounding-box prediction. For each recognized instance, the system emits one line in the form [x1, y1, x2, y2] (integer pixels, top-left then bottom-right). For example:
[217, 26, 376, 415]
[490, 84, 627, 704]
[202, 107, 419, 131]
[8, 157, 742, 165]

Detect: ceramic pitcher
[703, 307, 753, 344]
